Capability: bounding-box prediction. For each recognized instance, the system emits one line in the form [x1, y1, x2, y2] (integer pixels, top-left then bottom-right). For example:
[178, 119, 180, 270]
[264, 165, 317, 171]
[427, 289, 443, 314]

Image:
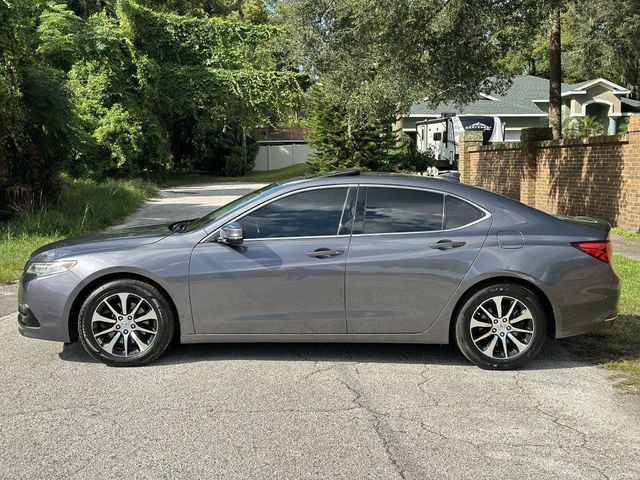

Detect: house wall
[501, 116, 547, 142]
[459, 115, 640, 232]
[570, 85, 622, 117]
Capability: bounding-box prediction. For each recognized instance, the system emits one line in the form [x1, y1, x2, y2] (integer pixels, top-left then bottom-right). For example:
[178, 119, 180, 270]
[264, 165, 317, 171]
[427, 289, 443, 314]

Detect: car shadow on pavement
[58, 339, 587, 370]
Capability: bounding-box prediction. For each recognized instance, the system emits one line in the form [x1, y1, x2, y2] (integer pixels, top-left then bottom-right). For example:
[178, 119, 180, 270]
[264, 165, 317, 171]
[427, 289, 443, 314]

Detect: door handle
[306, 248, 344, 259]
[429, 240, 466, 250]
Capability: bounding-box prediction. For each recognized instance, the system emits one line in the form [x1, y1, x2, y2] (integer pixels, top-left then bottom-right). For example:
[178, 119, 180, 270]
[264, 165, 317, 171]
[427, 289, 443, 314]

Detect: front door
[189, 186, 355, 334]
[345, 186, 491, 334]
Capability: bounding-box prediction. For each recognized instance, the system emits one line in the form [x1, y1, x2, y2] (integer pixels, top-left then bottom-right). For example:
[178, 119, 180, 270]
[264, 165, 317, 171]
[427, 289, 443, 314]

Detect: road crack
[338, 377, 406, 479]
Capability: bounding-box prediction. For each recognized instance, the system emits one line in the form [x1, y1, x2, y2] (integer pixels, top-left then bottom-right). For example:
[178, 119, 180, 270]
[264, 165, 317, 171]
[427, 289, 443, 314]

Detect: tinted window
[363, 187, 444, 234]
[444, 196, 484, 229]
[239, 188, 348, 239]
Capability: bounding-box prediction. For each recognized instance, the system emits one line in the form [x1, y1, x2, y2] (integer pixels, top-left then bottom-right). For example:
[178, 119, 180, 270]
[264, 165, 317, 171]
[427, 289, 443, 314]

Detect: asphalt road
[2, 183, 640, 480]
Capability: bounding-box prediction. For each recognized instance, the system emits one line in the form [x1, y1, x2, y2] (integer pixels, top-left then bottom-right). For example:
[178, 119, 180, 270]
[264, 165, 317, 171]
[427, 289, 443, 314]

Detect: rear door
[189, 186, 356, 334]
[345, 186, 491, 334]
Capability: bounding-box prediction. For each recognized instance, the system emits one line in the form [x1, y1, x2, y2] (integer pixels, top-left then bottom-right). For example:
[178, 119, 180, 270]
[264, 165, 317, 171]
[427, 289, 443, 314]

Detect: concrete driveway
[1, 183, 640, 479]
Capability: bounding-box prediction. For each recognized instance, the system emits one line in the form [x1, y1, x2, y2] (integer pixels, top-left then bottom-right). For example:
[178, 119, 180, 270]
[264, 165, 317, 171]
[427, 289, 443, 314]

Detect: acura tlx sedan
[18, 170, 620, 369]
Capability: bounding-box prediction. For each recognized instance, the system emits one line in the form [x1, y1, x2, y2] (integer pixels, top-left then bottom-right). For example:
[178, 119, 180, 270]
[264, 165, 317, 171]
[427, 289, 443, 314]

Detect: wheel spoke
[492, 296, 504, 318]
[123, 333, 129, 357]
[470, 317, 492, 329]
[505, 299, 518, 321]
[483, 336, 498, 356]
[510, 310, 533, 324]
[475, 330, 494, 342]
[94, 326, 118, 337]
[103, 299, 121, 319]
[130, 298, 144, 317]
[135, 310, 158, 323]
[508, 333, 528, 353]
[130, 331, 150, 353]
[478, 305, 496, 321]
[117, 293, 129, 316]
[511, 326, 533, 334]
[103, 332, 122, 354]
[500, 335, 509, 358]
[92, 311, 116, 324]
[134, 326, 156, 335]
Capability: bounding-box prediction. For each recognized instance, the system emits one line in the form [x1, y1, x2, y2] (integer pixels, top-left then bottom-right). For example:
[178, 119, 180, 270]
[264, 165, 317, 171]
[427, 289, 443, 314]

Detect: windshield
[185, 184, 277, 232]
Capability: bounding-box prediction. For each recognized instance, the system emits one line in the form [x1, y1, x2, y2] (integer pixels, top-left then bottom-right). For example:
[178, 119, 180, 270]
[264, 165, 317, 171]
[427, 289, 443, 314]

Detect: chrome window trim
[202, 182, 491, 243]
[353, 184, 491, 237]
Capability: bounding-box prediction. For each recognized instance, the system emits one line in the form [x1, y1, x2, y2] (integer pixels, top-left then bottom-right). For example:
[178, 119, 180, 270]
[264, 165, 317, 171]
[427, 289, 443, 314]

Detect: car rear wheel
[455, 283, 547, 370]
[78, 279, 175, 367]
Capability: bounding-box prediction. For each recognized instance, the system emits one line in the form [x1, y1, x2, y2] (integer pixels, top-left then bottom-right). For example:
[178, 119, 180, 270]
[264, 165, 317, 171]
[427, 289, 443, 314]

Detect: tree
[277, 0, 541, 169]
[548, 3, 562, 139]
[304, 83, 396, 172]
[26, 0, 302, 178]
[507, 1, 640, 98]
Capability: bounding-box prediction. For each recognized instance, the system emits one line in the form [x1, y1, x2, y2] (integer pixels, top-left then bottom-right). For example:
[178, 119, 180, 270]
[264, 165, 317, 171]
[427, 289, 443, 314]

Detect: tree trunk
[548, 7, 562, 139]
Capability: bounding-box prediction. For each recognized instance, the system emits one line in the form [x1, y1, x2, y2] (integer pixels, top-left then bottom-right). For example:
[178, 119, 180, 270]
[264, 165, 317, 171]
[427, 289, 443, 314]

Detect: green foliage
[0, 176, 157, 283]
[393, 134, 436, 175]
[0, 0, 302, 186]
[305, 84, 396, 172]
[508, 1, 640, 97]
[562, 112, 606, 138]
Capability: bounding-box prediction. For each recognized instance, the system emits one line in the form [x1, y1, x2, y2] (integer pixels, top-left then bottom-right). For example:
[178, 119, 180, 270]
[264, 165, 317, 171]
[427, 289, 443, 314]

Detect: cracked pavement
[1, 182, 640, 479]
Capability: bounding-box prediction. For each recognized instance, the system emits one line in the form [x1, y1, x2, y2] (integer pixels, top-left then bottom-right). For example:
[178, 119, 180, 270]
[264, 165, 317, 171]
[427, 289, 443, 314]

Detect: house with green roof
[398, 75, 640, 142]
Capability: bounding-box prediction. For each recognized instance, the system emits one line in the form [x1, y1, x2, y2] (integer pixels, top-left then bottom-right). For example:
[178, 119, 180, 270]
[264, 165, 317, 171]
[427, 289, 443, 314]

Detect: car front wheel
[455, 283, 547, 370]
[78, 279, 175, 366]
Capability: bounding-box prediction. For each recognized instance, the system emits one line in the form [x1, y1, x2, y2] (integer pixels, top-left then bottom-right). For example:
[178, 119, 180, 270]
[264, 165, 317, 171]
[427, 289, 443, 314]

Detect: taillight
[571, 240, 612, 263]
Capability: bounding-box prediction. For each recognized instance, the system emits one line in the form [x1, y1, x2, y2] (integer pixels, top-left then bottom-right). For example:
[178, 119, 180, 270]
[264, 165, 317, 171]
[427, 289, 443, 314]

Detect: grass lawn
[160, 163, 311, 187]
[564, 255, 640, 392]
[0, 178, 156, 284]
[611, 227, 640, 239]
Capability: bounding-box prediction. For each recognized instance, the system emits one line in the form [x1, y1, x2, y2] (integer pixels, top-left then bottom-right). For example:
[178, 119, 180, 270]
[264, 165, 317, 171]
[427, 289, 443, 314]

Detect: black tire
[455, 283, 547, 370]
[78, 279, 175, 367]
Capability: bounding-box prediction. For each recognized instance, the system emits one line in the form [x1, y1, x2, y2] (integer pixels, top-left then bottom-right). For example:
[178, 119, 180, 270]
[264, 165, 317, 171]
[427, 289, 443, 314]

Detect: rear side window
[363, 187, 444, 234]
[444, 196, 485, 229]
[239, 187, 349, 239]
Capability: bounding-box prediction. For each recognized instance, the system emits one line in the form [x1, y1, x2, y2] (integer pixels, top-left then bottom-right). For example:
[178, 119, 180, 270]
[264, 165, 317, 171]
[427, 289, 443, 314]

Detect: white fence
[253, 143, 312, 171]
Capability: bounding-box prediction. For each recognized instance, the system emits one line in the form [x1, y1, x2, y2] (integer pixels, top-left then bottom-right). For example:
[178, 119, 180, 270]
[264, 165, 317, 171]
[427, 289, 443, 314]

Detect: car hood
[30, 223, 171, 261]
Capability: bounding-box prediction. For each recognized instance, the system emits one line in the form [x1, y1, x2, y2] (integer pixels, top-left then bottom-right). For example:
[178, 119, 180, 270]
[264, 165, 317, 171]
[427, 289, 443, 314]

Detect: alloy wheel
[469, 295, 535, 360]
[91, 292, 158, 358]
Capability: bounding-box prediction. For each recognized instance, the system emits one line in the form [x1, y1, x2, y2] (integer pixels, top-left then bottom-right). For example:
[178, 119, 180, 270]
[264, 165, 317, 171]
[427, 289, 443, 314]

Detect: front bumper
[17, 269, 82, 343]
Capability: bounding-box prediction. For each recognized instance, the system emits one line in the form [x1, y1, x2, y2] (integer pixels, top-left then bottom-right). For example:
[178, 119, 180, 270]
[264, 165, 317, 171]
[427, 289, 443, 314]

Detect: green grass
[160, 163, 312, 187]
[565, 255, 640, 392]
[611, 227, 640, 239]
[0, 178, 157, 284]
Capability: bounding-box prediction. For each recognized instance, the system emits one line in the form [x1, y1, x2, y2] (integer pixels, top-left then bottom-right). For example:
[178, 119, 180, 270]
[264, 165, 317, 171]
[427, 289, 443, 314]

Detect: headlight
[26, 260, 77, 277]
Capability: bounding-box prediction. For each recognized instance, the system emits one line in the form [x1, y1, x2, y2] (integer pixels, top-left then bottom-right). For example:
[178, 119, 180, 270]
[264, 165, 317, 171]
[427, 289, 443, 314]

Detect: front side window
[363, 187, 444, 234]
[239, 188, 349, 239]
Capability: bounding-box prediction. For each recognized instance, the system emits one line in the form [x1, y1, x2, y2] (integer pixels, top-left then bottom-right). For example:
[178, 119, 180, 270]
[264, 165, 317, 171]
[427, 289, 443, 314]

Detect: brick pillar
[625, 115, 640, 232]
[519, 127, 552, 207]
[628, 114, 640, 134]
[458, 131, 483, 184]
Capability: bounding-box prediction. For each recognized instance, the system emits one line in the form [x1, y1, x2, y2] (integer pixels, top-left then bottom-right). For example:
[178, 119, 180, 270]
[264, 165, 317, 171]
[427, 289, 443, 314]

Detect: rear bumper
[553, 273, 621, 339]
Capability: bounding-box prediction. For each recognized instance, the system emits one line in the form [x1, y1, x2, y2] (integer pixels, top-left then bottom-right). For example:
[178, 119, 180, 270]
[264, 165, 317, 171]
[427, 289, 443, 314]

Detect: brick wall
[459, 116, 640, 232]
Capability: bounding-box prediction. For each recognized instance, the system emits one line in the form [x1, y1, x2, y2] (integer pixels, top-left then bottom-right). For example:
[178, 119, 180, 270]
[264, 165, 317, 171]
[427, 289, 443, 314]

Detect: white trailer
[416, 115, 505, 168]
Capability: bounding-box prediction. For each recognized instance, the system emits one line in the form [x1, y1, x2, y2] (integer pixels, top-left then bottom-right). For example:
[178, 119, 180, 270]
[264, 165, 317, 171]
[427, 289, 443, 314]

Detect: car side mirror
[217, 222, 244, 245]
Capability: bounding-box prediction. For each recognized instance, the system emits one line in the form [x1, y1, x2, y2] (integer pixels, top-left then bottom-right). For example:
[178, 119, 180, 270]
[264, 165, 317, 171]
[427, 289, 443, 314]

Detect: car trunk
[554, 215, 611, 239]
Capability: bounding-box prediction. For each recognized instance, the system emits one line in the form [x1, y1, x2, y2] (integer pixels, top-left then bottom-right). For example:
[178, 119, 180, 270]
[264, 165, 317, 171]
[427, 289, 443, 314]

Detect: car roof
[281, 173, 477, 196]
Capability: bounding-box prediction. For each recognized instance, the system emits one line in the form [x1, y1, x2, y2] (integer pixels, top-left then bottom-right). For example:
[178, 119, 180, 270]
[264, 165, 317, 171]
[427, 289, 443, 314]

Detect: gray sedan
[17, 171, 620, 369]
